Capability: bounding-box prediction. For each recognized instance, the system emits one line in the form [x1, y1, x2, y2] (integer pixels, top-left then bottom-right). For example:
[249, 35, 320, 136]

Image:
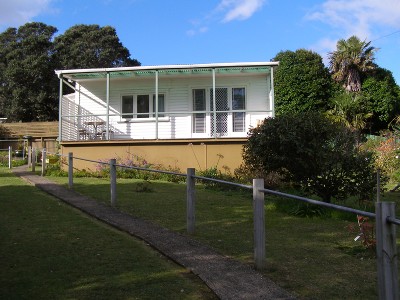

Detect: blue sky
[1, 0, 399, 83]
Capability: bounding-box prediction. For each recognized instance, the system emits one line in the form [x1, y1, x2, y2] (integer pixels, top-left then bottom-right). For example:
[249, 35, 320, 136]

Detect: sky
[0, 0, 399, 83]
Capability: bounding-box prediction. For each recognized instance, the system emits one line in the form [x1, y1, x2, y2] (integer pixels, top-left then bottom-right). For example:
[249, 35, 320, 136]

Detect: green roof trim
[69, 66, 271, 80]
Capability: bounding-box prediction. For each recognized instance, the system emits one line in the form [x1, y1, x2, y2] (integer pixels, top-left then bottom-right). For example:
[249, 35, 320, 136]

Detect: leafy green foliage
[362, 134, 400, 184]
[361, 67, 400, 132]
[54, 24, 140, 69]
[94, 154, 185, 183]
[326, 91, 372, 132]
[197, 166, 237, 190]
[0, 151, 27, 167]
[0, 23, 59, 121]
[0, 22, 140, 122]
[272, 49, 333, 115]
[243, 112, 378, 202]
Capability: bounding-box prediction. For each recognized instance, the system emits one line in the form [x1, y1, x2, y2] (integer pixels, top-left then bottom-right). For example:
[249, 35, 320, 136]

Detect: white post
[32, 148, 36, 172]
[8, 146, 12, 169]
[59, 76, 63, 142]
[270, 66, 275, 118]
[155, 70, 159, 139]
[186, 168, 196, 234]
[41, 148, 46, 176]
[68, 152, 73, 189]
[212, 68, 216, 138]
[106, 72, 110, 140]
[376, 202, 398, 300]
[110, 159, 117, 207]
[253, 178, 266, 270]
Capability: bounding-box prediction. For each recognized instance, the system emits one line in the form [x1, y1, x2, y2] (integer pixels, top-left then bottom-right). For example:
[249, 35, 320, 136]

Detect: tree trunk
[346, 69, 361, 92]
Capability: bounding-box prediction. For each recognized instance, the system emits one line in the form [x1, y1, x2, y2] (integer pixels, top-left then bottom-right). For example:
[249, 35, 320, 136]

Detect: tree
[0, 22, 59, 121]
[243, 112, 377, 202]
[0, 22, 141, 122]
[54, 24, 140, 69]
[272, 49, 333, 115]
[326, 91, 372, 133]
[328, 36, 376, 92]
[361, 67, 400, 132]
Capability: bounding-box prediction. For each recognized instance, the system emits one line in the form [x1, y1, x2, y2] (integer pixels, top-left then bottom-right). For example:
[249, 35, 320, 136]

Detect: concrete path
[11, 166, 295, 300]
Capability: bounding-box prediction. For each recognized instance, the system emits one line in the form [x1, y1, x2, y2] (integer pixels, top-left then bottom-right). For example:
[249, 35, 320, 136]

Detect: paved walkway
[12, 166, 295, 300]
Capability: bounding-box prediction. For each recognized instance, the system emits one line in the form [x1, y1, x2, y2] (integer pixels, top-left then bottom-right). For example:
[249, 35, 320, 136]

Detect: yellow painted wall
[60, 139, 246, 173]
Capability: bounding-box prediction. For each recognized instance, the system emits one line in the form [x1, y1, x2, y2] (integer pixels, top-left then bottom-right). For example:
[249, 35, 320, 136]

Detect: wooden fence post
[377, 169, 381, 202]
[8, 146, 12, 169]
[186, 168, 196, 234]
[41, 148, 46, 176]
[68, 152, 73, 189]
[32, 148, 36, 172]
[376, 201, 399, 300]
[27, 146, 32, 168]
[253, 178, 266, 270]
[110, 158, 117, 207]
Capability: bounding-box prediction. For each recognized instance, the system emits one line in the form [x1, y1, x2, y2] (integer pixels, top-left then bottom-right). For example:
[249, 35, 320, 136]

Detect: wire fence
[6, 147, 400, 298]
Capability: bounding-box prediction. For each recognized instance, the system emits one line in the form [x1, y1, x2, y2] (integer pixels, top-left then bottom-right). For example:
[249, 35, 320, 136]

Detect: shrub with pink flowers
[95, 152, 184, 183]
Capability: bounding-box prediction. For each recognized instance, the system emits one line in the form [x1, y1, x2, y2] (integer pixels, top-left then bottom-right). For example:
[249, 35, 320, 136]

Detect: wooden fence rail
[10, 150, 400, 299]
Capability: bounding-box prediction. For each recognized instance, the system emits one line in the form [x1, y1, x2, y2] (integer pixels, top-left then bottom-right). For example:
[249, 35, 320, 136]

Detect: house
[55, 62, 278, 172]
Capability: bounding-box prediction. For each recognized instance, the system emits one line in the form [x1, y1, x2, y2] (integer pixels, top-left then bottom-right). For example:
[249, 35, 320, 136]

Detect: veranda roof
[55, 62, 279, 81]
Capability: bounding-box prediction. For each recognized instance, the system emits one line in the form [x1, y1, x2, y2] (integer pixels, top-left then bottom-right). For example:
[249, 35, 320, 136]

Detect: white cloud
[307, 0, 400, 39]
[186, 0, 265, 36]
[186, 27, 209, 37]
[216, 0, 266, 22]
[309, 37, 338, 66]
[0, 0, 54, 28]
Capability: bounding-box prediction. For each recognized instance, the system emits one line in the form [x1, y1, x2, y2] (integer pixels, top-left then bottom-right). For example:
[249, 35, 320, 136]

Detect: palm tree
[328, 36, 377, 92]
[326, 92, 372, 132]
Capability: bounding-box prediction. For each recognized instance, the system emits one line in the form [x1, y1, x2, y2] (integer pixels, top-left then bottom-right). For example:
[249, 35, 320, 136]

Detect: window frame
[191, 86, 247, 136]
[192, 89, 207, 134]
[121, 93, 166, 121]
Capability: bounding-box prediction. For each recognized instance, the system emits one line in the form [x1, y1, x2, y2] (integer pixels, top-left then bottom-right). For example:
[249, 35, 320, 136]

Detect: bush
[197, 166, 237, 190]
[362, 134, 400, 183]
[0, 151, 27, 167]
[95, 153, 185, 183]
[243, 112, 379, 203]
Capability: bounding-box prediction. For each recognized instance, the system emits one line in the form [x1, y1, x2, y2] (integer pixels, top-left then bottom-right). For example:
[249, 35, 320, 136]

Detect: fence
[0, 146, 12, 168]
[6, 148, 400, 299]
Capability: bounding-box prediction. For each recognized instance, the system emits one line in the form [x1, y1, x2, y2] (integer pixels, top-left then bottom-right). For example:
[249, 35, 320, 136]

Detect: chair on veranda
[78, 128, 89, 140]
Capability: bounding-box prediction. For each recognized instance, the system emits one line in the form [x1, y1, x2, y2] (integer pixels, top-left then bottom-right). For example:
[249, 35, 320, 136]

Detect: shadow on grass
[0, 173, 217, 300]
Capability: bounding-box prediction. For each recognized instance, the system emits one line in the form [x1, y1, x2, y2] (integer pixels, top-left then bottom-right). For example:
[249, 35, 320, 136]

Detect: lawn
[0, 168, 217, 300]
[45, 174, 400, 299]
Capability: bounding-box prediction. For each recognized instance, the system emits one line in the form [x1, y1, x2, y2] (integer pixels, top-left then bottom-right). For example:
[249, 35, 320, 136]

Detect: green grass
[44, 175, 397, 299]
[0, 168, 217, 300]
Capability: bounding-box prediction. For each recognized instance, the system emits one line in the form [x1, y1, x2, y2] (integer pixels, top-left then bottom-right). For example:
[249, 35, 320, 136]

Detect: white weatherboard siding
[58, 63, 276, 141]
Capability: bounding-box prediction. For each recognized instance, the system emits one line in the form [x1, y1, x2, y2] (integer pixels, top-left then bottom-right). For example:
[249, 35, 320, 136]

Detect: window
[153, 94, 165, 117]
[122, 95, 134, 119]
[137, 95, 149, 118]
[193, 89, 206, 133]
[232, 88, 245, 132]
[121, 94, 165, 119]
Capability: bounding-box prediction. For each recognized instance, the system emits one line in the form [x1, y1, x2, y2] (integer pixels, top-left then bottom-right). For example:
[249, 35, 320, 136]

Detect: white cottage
[55, 62, 277, 171]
